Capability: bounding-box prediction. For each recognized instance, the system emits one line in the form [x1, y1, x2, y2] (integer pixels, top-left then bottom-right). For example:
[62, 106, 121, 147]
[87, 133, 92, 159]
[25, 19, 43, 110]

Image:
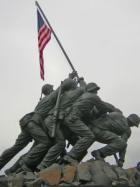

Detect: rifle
[51, 81, 63, 138]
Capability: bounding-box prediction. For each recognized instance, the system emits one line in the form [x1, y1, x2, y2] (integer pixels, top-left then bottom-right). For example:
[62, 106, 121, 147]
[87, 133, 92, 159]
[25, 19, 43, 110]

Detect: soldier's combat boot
[17, 160, 32, 173]
[63, 155, 78, 165]
[36, 163, 49, 172]
[91, 150, 104, 161]
[5, 161, 21, 175]
[5, 168, 15, 176]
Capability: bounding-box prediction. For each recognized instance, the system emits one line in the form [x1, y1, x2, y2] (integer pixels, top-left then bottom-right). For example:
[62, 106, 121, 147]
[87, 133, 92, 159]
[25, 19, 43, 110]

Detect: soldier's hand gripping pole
[51, 81, 63, 138]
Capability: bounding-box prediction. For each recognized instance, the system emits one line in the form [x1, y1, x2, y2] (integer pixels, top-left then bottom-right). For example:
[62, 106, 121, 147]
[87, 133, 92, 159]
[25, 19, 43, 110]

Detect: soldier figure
[91, 112, 140, 167]
[1, 76, 78, 174]
[62, 82, 121, 164]
[36, 82, 117, 170]
[0, 84, 54, 173]
[15, 76, 79, 172]
[36, 76, 86, 170]
[1, 70, 140, 175]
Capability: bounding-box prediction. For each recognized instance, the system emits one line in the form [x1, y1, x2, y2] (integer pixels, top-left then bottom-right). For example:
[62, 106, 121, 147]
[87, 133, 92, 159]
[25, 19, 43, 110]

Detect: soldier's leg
[20, 122, 52, 170]
[62, 125, 87, 162]
[64, 112, 95, 160]
[5, 142, 37, 175]
[37, 123, 66, 170]
[92, 129, 127, 158]
[5, 153, 27, 175]
[0, 131, 31, 170]
[63, 125, 79, 146]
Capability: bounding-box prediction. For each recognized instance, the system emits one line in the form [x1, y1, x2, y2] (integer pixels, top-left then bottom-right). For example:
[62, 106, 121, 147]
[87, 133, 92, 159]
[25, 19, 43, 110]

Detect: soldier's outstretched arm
[118, 148, 126, 167]
[93, 97, 119, 115]
[102, 102, 122, 114]
[118, 129, 131, 167]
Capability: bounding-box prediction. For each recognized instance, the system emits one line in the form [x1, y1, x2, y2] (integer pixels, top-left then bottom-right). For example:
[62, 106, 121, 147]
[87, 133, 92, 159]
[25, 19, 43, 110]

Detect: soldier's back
[60, 87, 84, 109]
[93, 112, 129, 135]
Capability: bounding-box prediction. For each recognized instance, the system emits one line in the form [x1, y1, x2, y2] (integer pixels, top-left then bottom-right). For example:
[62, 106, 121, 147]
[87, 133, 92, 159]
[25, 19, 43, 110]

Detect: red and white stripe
[38, 24, 51, 80]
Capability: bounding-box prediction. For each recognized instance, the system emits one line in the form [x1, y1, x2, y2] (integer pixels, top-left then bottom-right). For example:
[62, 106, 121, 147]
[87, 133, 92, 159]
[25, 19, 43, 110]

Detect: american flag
[37, 9, 51, 80]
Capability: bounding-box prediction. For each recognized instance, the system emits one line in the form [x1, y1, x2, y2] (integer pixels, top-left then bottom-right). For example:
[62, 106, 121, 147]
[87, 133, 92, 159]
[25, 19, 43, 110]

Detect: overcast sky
[0, 0, 140, 174]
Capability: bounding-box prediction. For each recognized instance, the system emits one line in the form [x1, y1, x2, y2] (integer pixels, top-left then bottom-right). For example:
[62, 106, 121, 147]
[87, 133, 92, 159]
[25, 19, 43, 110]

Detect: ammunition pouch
[20, 112, 34, 128]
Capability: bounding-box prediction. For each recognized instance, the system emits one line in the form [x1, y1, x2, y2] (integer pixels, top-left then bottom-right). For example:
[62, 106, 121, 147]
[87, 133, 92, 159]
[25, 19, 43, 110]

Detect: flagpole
[35, 1, 79, 79]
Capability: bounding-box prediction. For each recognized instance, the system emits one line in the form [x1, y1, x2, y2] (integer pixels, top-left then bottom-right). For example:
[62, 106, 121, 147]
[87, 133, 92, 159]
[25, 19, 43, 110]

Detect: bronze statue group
[0, 71, 140, 175]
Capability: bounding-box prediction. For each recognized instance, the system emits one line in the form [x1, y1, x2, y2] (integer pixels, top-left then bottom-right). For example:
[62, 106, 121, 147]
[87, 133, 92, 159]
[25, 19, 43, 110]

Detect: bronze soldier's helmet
[62, 78, 77, 91]
[127, 114, 140, 127]
[42, 84, 53, 96]
[86, 82, 100, 92]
